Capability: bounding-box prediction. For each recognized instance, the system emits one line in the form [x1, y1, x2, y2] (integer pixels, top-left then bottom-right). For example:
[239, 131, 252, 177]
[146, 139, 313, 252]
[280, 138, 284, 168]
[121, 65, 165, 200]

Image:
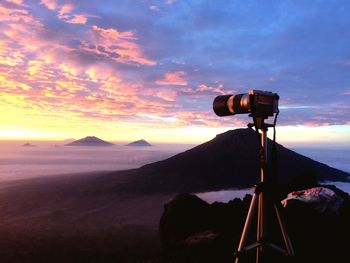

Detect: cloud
[1, 0, 350, 140]
[179, 84, 229, 97]
[65, 14, 88, 24]
[40, 0, 58, 11]
[40, 0, 90, 25]
[155, 88, 177, 101]
[86, 25, 156, 65]
[156, 71, 187, 86]
[6, 0, 26, 6]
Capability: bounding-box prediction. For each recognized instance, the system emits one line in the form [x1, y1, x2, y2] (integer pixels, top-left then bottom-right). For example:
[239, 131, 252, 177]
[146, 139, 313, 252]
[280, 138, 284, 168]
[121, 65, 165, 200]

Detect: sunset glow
[1, 1, 350, 144]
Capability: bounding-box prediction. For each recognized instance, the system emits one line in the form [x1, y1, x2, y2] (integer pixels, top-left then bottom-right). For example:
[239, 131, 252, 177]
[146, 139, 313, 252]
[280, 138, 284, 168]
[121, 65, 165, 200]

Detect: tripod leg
[256, 192, 264, 263]
[235, 193, 259, 263]
[273, 202, 295, 256]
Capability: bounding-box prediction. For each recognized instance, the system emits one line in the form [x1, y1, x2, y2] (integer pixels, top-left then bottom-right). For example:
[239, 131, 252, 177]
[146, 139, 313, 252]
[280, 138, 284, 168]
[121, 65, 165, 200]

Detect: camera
[213, 90, 279, 117]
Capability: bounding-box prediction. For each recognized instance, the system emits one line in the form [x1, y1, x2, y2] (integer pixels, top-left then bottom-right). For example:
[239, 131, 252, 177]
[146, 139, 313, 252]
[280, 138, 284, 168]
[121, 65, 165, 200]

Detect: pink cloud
[91, 25, 134, 41]
[197, 84, 226, 94]
[65, 14, 88, 24]
[0, 2, 210, 130]
[155, 89, 177, 101]
[58, 3, 74, 17]
[88, 25, 156, 65]
[40, 0, 58, 11]
[156, 71, 187, 86]
[40, 1, 89, 25]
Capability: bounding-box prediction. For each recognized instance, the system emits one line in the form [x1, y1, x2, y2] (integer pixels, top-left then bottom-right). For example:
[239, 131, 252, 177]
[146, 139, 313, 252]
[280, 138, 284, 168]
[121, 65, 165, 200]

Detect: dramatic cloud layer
[0, 0, 349, 142]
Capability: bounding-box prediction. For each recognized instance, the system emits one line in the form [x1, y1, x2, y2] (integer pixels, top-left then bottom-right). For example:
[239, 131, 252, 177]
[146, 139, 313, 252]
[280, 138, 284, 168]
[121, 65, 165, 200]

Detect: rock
[159, 193, 249, 262]
[159, 186, 350, 263]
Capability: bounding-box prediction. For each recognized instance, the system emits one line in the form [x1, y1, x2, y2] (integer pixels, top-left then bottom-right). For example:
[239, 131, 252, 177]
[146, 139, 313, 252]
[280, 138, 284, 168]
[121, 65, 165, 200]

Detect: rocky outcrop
[159, 183, 350, 262]
[159, 194, 250, 262]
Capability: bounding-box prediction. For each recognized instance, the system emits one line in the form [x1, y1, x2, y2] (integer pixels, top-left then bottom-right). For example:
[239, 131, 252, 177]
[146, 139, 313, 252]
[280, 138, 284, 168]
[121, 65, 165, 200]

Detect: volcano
[126, 139, 152, 147]
[65, 136, 114, 146]
[99, 128, 349, 195]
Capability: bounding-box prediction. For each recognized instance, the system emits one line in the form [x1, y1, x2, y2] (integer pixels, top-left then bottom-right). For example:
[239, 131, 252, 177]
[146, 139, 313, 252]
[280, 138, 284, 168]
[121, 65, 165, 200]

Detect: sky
[0, 0, 350, 144]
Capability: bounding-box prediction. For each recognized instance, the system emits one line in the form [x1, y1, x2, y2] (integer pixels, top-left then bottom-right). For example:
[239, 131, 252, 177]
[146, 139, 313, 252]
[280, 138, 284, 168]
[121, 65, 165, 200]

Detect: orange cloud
[156, 71, 187, 86]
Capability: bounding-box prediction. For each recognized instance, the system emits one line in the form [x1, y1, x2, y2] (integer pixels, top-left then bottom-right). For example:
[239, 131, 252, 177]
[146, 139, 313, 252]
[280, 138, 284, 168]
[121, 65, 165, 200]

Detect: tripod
[234, 115, 295, 263]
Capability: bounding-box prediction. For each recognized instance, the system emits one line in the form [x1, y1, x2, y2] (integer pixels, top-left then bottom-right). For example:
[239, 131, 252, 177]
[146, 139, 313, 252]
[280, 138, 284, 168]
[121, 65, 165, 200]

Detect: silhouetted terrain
[0, 128, 348, 262]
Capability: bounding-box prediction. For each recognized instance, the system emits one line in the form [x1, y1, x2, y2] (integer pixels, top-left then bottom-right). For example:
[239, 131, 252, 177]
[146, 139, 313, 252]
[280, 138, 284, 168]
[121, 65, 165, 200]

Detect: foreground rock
[159, 184, 350, 263]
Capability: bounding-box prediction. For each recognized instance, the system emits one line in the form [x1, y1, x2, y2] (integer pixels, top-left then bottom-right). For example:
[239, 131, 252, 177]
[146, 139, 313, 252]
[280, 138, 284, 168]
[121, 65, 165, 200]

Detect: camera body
[213, 90, 279, 117]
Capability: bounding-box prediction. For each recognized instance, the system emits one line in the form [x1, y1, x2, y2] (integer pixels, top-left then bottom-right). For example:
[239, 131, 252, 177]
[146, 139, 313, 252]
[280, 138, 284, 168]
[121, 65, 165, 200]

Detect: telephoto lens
[213, 94, 250, 116]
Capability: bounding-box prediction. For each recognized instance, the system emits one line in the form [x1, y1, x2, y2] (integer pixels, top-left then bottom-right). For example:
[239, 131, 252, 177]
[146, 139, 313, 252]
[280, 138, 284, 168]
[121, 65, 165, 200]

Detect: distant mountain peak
[66, 136, 114, 146]
[22, 142, 35, 147]
[126, 139, 152, 147]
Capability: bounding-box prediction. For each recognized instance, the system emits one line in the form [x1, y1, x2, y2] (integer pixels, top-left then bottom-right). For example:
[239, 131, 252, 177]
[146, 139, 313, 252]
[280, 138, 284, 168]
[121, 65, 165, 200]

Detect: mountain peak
[66, 136, 114, 146]
[22, 142, 35, 147]
[126, 139, 152, 147]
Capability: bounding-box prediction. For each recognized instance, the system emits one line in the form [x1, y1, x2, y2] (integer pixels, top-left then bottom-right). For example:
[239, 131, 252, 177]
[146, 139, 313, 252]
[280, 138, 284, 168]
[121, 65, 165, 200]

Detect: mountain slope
[105, 128, 349, 195]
